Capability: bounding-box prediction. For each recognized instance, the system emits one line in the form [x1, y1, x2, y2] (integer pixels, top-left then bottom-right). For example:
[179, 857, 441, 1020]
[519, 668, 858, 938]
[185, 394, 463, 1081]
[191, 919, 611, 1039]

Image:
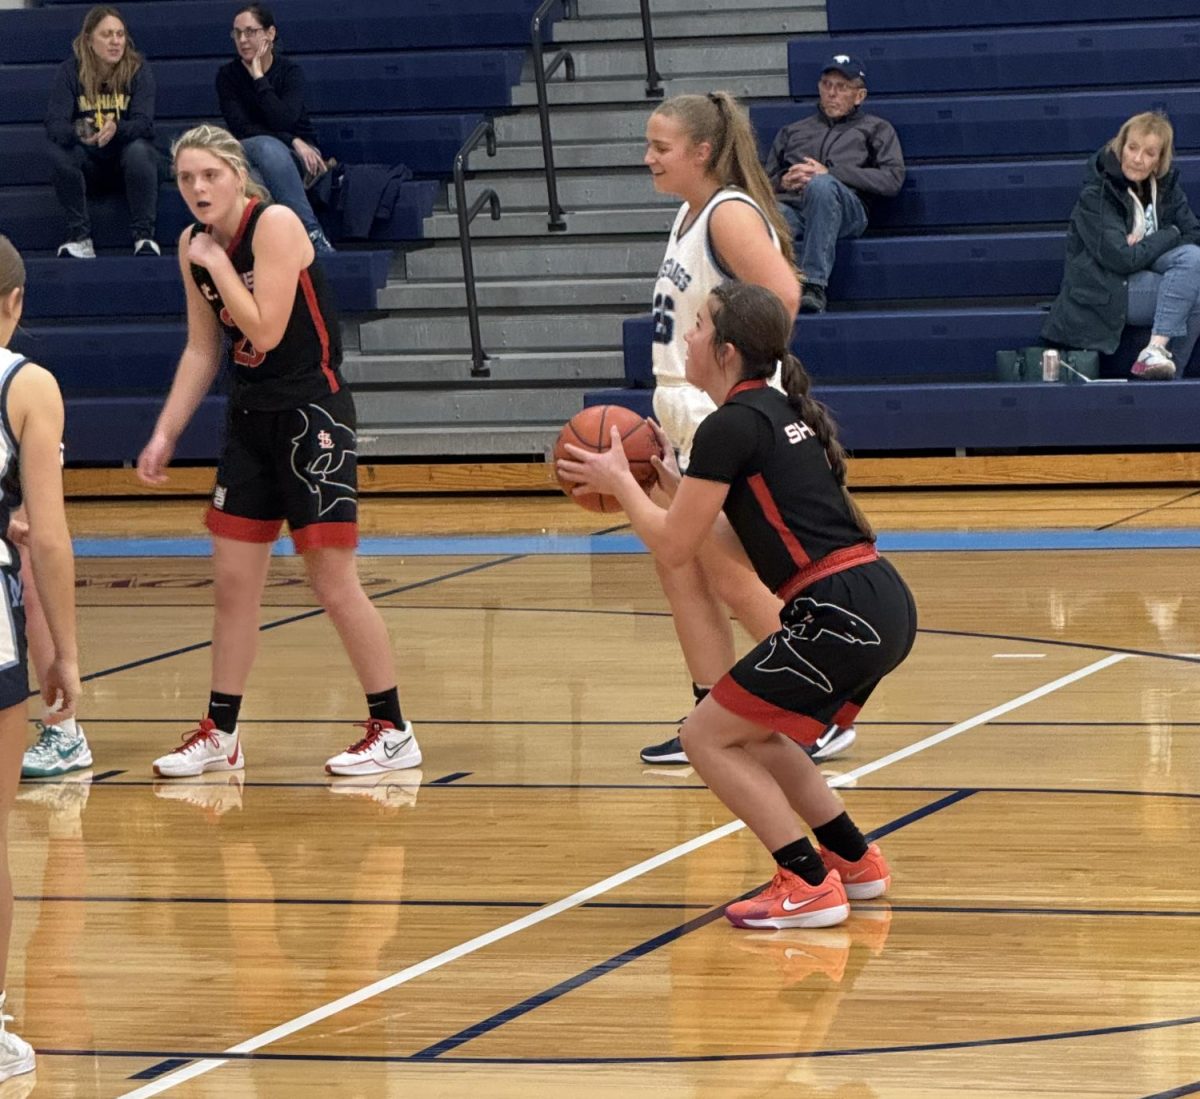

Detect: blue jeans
[240, 135, 321, 236]
[778, 173, 868, 288]
[1127, 243, 1200, 375]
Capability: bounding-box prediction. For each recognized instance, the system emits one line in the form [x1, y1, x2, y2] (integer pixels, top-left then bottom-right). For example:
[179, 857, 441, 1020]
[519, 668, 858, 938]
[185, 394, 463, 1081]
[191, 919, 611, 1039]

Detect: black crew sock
[366, 687, 404, 729]
[813, 811, 869, 862]
[207, 692, 242, 734]
[771, 837, 829, 886]
[692, 682, 711, 704]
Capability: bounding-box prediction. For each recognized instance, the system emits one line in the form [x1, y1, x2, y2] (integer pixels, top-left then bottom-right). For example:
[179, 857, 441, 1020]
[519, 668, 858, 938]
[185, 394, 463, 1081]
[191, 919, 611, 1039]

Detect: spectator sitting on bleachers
[1042, 111, 1200, 381]
[44, 5, 161, 258]
[217, 3, 335, 255]
[762, 54, 904, 314]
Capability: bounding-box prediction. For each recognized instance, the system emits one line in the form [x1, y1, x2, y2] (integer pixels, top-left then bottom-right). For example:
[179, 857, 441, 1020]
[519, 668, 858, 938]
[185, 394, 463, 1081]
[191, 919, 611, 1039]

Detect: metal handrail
[638, 0, 663, 98]
[453, 119, 501, 378]
[531, 0, 575, 231]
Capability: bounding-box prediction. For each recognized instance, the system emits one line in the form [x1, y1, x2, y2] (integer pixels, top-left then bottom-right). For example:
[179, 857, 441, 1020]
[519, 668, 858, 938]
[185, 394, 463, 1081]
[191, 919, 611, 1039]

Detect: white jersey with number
[650, 188, 782, 463]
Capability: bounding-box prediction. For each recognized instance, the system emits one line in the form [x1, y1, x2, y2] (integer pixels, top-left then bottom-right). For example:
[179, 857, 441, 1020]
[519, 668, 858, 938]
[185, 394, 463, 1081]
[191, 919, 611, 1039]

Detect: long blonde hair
[171, 124, 270, 202]
[653, 91, 796, 267]
[1107, 111, 1175, 179]
[73, 6, 143, 105]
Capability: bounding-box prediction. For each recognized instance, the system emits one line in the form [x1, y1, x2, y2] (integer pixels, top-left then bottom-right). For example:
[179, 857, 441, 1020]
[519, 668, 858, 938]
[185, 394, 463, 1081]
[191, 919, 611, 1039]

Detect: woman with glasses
[215, 3, 335, 254]
[44, 4, 161, 257]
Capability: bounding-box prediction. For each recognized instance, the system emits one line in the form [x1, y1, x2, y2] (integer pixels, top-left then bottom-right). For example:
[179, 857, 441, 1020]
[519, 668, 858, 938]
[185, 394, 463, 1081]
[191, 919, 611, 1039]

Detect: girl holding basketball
[136, 124, 419, 779]
[0, 233, 81, 1079]
[640, 92, 857, 767]
[559, 281, 916, 929]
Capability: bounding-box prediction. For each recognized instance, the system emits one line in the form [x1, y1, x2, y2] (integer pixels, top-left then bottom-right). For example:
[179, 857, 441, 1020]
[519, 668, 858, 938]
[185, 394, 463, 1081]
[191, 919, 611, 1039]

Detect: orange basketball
[553, 404, 660, 513]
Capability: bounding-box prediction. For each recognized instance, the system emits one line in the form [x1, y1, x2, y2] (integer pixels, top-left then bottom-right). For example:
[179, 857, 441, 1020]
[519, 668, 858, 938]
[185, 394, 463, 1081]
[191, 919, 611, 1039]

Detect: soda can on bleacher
[1041, 349, 1061, 382]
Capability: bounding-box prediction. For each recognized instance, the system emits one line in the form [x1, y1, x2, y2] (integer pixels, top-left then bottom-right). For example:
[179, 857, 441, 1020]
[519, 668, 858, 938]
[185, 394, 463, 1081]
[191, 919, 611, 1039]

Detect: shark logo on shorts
[754, 597, 882, 693]
[290, 404, 357, 516]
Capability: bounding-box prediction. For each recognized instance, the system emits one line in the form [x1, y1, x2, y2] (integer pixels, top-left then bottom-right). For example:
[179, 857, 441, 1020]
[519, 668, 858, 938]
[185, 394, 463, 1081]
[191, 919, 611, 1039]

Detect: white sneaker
[327, 769, 423, 809]
[152, 720, 244, 778]
[56, 238, 95, 259]
[0, 993, 34, 1084]
[804, 723, 857, 763]
[325, 720, 421, 776]
[1131, 344, 1176, 380]
[21, 720, 93, 778]
[154, 771, 244, 817]
[133, 238, 161, 256]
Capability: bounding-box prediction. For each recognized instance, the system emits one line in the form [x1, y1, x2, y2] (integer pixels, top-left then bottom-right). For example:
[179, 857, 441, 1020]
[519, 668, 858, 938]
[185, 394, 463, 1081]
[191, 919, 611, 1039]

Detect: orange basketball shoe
[724, 868, 849, 930]
[819, 843, 891, 900]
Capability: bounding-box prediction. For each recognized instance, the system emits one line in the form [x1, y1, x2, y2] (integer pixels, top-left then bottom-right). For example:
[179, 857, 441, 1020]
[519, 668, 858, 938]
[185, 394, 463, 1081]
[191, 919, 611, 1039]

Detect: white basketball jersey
[651, 188, 780, 384]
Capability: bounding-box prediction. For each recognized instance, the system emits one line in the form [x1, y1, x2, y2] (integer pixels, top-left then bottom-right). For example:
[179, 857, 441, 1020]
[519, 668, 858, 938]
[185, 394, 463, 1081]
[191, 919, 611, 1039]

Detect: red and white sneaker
[819, 842, 892, 900]
[152, 719, 244, 778]
[325, 720, 421, 776]
[724, 868, 849, 930]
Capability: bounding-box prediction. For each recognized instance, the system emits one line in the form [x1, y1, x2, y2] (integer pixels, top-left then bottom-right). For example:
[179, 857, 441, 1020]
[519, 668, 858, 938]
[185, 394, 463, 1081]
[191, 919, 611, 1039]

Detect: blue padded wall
[827, 0, 1200, 32]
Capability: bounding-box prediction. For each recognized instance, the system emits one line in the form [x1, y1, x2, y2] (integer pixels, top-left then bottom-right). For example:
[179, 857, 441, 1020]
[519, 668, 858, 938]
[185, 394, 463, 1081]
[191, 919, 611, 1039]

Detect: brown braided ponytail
[708, 282, 875, 541]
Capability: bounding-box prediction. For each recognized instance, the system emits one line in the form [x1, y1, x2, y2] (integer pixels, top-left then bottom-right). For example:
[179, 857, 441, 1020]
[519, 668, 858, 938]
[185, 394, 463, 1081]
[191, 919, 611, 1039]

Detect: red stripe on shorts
[710, 675, 828, 746]
[292, 522, 358, 552]
[205, 508, 281, 543]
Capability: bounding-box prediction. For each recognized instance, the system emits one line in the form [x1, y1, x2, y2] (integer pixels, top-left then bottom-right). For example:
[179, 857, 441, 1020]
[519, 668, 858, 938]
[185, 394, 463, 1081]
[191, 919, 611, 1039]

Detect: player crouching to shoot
[558, 282, 916, 929]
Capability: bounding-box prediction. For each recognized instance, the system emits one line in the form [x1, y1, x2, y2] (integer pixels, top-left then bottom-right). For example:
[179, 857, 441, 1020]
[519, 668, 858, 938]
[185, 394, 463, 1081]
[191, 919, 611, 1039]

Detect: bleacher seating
[0, 0, 553, 461]
[615, 3, 1200, 451]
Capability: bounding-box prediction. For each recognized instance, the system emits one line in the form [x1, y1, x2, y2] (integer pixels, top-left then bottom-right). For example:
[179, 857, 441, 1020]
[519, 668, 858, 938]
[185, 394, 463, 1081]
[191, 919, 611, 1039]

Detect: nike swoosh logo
[383, 736, 413, 759]
[56, 740, 84, 759]
[227, 744, 240, 765]
[844, 868, 874, 881]
[781, 889, 834, 912]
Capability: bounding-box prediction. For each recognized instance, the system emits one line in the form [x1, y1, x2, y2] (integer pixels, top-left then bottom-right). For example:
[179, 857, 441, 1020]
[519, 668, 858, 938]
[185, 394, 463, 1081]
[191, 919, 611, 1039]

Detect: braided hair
[708, 281, 875, 541]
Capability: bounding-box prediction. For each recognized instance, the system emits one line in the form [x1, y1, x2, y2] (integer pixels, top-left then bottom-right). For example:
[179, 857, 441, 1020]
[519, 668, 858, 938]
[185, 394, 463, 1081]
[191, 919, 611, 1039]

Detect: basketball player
[136, 124, 419, 779]
[0, 233, 81, 1080]
[640, 91, 857, 768]
[559, 282, 916, 929]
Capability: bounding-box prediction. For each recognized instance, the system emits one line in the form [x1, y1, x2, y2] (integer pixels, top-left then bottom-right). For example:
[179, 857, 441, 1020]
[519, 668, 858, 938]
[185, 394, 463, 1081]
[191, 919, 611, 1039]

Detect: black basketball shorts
[711, 558, 917, 746]
[205, 388, 359, 551]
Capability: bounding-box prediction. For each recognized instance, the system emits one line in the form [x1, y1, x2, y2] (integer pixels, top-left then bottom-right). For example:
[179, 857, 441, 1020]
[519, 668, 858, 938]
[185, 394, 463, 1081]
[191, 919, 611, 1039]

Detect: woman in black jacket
[1043, 112, 1200, 380]
[44, 5, 159, 258]
[216, 4, 334, 255]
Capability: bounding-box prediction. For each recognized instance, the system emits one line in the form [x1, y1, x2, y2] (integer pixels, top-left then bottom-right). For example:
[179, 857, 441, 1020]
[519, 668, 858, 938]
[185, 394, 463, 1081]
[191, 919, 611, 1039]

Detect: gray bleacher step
[359, 310, 637, 353]
[405, 237, 664, 280]
[378, 276, 653, 311]
[520, 38, 788, 81]
[344, 349, 626, 385]
[580, 0, 817, 16]
[354, 386, 590, 429]
[423, 206, 675, 239]
[551, 9, 825, 42]
[483, 141, 644, 173]
[494, 104, 677, 145]
[447, 169, 668, 212]
[509, 72, 788, 107]
[355, 423, 563, 458]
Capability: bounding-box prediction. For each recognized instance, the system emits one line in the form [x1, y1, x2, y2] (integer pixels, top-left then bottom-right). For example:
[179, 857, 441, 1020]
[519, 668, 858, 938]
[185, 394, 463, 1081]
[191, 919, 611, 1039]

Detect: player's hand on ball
[557, 425, 632, 498]
[647, 420, 681, 498]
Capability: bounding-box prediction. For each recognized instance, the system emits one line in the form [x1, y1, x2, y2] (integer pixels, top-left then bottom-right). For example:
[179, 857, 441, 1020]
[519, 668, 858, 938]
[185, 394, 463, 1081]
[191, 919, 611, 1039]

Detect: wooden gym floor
[9, 484, 1200, 1098]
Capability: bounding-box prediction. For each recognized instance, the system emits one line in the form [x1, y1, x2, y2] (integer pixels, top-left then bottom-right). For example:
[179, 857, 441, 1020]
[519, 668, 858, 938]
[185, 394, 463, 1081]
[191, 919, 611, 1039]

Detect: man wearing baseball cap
[764, 54, 906, 313]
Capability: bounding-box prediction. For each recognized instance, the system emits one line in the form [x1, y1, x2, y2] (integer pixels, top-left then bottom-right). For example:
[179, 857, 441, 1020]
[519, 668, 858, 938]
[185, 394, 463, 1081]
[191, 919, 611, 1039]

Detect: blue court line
[429, 772, 472, 784]
[412, 790, 976, 1060]
[1140, 1082, 1200, 1099]
[48, 1013, 1200, 1069]
[72, 527, 1200, 559]
[129, 1058, 191, 1081]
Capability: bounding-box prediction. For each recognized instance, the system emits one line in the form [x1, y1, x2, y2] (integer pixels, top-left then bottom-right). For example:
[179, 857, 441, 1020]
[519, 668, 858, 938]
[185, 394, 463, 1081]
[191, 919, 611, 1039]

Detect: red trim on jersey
[832, 700, 863, 729]
[710, 676, 828, 745]
[777, 542, 879, 602]
[748, 472, 811, 572]
[205, 508, 281, 543]
[725, 378, 769, 402]
[298, 268, 340, 394]
[292, 522, 358, 552]
[226, 197, 260, 257]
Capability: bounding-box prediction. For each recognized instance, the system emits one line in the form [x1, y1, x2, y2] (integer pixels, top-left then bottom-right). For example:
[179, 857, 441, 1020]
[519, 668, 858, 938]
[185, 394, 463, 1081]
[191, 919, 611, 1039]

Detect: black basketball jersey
[685, 380, 869, 594]
[189, 199, 344, 411]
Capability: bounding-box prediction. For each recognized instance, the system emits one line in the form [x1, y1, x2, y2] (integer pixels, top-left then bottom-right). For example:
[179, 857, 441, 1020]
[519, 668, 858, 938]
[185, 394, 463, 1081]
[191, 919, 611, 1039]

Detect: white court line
[993, 653, 1046, 659]
[121, 651, 1128, 1097]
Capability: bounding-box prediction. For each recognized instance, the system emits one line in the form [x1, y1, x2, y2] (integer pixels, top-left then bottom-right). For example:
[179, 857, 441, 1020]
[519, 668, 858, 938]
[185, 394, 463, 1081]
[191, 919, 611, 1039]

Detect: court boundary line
[118, 652, 1127, 1097]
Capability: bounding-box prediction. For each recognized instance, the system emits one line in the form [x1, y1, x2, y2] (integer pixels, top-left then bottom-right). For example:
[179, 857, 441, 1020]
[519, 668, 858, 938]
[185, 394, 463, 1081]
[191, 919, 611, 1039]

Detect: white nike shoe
[804, 723, 857, 763]
[22, 719, 93, 778]
[325, 720, 421, 776]
[0, 992, 35, 1084]
[153, 720, 244, 778]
